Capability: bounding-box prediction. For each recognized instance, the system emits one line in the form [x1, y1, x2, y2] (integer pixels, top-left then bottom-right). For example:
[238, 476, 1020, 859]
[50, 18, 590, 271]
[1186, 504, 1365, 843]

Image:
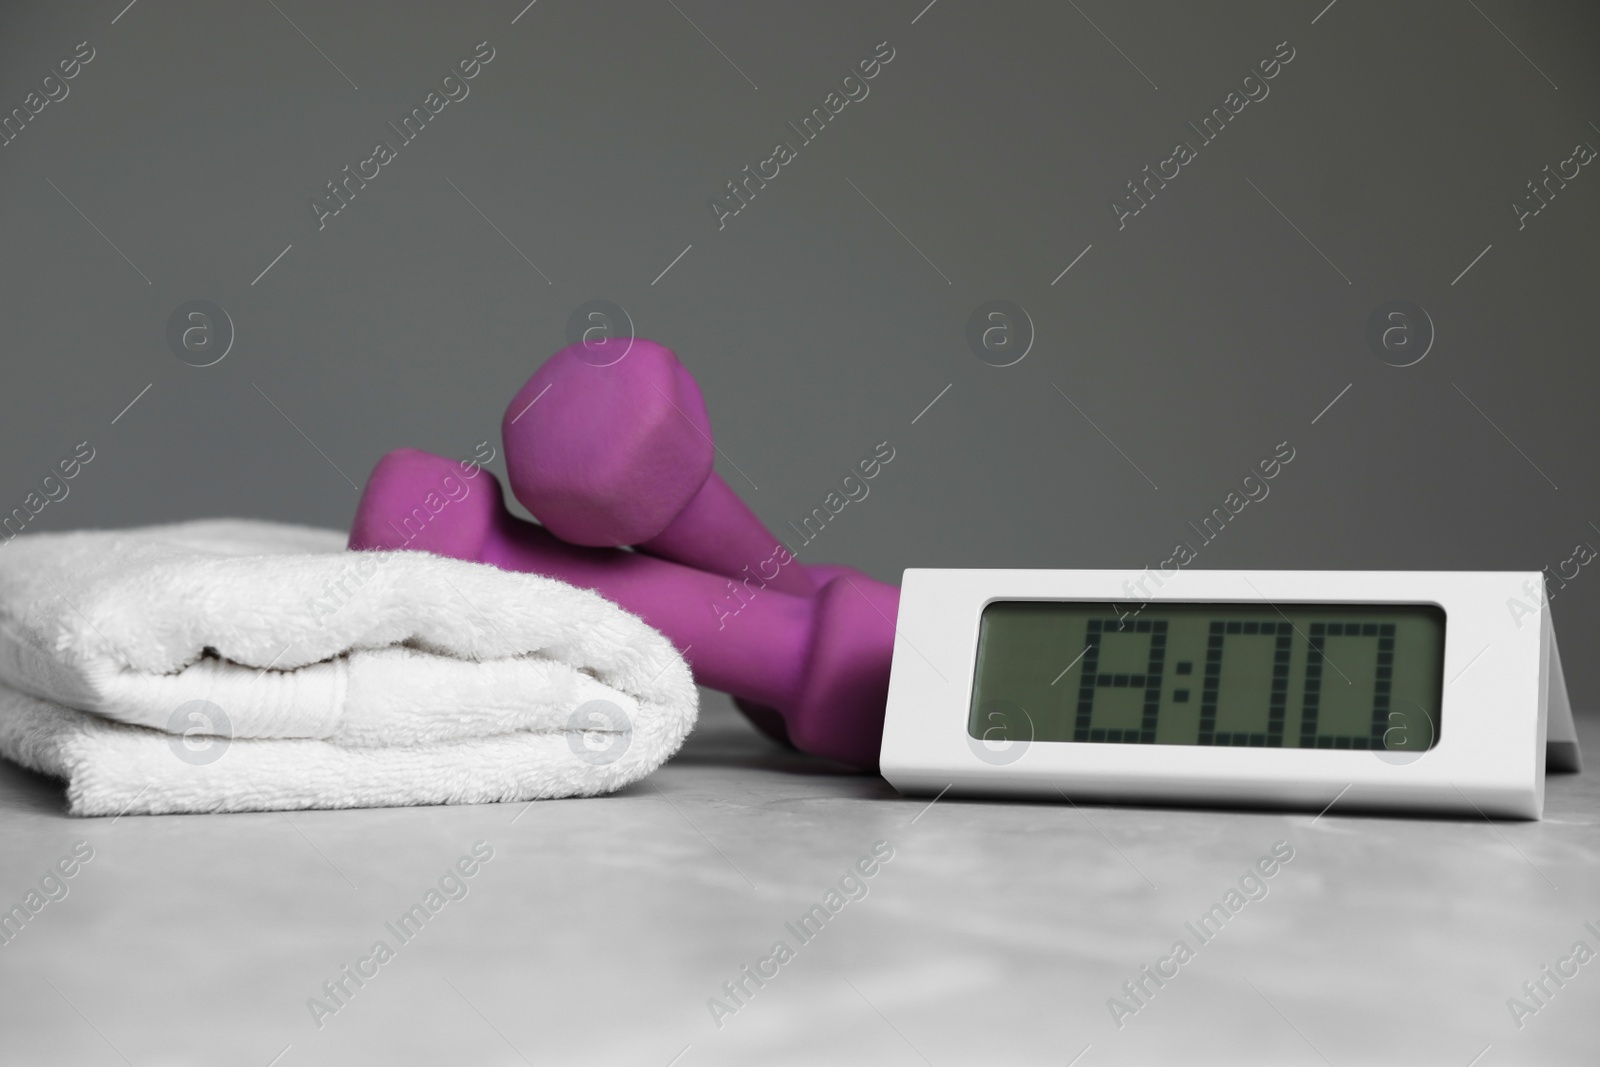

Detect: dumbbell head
[349, 448, 499, 560]
[502, 338, 824, 599]
[501, 338, 714, 548]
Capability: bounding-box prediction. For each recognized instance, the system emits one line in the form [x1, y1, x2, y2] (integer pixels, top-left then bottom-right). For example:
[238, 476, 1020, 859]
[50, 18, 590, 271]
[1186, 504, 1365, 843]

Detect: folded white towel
[0, 520, 698, 815]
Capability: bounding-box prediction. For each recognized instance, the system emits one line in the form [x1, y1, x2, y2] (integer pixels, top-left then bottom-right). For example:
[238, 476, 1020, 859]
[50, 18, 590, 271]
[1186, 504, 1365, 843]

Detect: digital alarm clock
[879, 570, 1580, 819]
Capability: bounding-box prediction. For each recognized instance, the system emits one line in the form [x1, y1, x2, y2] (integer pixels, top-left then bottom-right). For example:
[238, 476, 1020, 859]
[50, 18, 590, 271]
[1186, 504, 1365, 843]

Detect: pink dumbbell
[348, 448, 899, 770]
[501, 338, 834, 597]
[501, 338, 877, 747]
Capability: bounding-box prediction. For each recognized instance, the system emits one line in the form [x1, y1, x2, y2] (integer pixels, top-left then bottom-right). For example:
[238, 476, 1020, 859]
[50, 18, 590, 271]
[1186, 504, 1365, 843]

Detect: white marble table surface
[2, 693, 1596, 1066]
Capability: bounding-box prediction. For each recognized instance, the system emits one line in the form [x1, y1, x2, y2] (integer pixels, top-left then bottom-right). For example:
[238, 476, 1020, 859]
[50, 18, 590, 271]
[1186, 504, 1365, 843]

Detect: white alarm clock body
[879, 570, 1577, 820]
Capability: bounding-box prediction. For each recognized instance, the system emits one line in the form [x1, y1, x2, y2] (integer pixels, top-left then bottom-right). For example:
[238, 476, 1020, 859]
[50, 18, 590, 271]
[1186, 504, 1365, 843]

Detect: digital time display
[969, 602, 1446, 751]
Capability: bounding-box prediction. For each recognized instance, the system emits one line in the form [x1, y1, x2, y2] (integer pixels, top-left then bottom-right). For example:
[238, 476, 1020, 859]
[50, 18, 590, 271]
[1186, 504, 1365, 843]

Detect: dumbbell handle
[349, 450, 896, 768]
[636, 468, 819, 598]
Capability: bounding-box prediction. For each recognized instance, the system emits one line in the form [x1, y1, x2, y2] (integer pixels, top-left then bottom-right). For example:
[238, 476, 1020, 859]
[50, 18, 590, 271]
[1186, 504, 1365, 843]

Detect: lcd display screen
[968, 602, 1445, 751]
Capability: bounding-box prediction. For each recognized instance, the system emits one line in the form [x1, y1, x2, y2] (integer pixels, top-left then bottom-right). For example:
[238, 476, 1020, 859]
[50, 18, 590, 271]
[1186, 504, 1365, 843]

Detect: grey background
[2, 0, 1599, 1063]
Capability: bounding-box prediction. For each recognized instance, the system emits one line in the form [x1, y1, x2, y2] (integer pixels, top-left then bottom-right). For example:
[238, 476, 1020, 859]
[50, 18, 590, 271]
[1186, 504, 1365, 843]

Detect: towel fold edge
[0, 684, 695, 817]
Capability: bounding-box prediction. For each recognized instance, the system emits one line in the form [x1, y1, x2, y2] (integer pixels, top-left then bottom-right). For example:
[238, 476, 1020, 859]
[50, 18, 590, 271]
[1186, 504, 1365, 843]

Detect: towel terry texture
[0, 520, 698, 816]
